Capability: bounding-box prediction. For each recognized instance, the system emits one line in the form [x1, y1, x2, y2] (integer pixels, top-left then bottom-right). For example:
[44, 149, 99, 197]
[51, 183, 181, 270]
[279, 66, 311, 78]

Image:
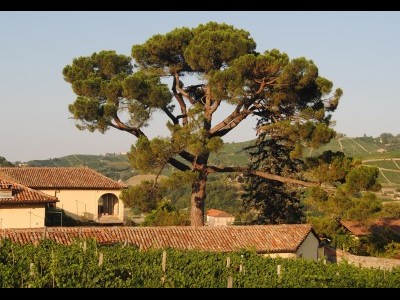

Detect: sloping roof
[340, 220, 371, 236]
[206, 209, 234, 218]
[0, 225, 315, 253]
[0, 167, 127, 189]
[0, 177, 58, 205]
[340, 219, 400, 237]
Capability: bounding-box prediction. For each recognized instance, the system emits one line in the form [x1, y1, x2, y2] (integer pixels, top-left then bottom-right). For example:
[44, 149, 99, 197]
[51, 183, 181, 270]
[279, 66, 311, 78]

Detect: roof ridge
[0, 176, 58, 204]
[0, 167, 127, 189]
[0, 225, 315, 253]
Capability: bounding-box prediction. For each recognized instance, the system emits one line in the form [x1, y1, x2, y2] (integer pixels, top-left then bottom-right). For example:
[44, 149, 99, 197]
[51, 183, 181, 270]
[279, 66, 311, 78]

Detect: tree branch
[161, 107, 179, 125]
[210, 108, 254, 138]
[254, 77, 278, 94]
[172, 76, 188, 125]
[207, 165, 317, 187]
[167, 157, 191, 171]
[210, 99, 221, 115]
[174, 73, 195, 105]
[178, 150, 196, 164]
[110, 115, 145, 137]
[209, 103, 243, 135]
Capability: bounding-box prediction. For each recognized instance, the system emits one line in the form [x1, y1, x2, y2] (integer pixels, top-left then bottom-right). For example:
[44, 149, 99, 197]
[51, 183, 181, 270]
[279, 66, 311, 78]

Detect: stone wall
[324, 246, 400, 270]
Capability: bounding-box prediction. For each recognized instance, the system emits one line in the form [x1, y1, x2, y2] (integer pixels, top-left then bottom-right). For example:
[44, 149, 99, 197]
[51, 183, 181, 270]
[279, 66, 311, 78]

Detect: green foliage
[184, 22, 256, 72]
[132, 27, 194, 72]
[142, 200, 189, 226]
[305, 151, 357, 184]
[306, 216, 341, 239]
[0, 156, 13, 167]
[379, 203, 400, 219]
[121, 180, 165, 213]
[1, 240, 400, 288]
[243, 138, 305, 224]
[154, 172, 241, 214]
[64, 22, 342, 225]
[63, 51, 133, 133]
[344, 166, 381, 193]
[128, 136, 174, 173]
[382, 242, 400, 259]
[346, 193, 382, 221]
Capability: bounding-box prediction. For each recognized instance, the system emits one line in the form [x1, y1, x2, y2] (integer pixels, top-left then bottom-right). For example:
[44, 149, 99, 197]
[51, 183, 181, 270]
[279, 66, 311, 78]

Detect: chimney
[0, 184, 13, 198]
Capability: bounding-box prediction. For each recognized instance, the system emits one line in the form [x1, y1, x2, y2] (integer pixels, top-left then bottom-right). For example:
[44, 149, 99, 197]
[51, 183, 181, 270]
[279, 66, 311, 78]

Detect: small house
[206, 209, 235, 226]
[0, 167, 127, 225]
[0, 177, 58, 228]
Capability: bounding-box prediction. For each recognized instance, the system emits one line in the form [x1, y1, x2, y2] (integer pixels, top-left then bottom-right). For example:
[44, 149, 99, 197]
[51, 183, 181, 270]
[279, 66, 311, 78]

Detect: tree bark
[190, 169, 207, 226]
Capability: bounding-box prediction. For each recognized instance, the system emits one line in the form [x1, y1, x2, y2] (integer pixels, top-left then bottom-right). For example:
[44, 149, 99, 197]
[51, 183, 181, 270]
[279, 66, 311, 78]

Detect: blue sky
[1, 12, 399, 162]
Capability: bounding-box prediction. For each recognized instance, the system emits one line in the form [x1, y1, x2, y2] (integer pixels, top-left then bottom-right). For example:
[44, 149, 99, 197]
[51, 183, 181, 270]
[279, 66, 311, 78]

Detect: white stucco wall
[295, 232, 319, 261]
[0, 204, 45, 228]
[39, 189, 124, 222]
[207, 216, 235, 226]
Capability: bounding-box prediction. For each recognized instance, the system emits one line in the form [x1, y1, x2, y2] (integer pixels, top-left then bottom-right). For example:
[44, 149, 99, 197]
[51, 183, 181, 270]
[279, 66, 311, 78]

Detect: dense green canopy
[63, 22, 342, 226]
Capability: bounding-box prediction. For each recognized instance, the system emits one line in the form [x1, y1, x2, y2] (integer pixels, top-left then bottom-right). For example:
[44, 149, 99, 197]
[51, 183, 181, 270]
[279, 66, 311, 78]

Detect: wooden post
[51, 249, 55, 288]
[227, 257, 233, 288]
[239, 255, 243, 273]
[161, 250, 167, 285]
[162, 250, 167, 273]
[28, 262, 35, 288]
[83, 240, 87, 252]
[98, 252, 103, 267]
[277, 264, 282, 280]
[30, 262, 35, 277]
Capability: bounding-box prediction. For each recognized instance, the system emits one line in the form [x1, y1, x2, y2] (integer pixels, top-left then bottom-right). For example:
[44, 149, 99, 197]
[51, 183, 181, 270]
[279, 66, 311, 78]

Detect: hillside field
[22, 136, 400, 185]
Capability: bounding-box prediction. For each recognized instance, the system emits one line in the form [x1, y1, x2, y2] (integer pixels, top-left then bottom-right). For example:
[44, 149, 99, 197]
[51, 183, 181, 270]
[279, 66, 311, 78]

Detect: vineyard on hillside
[22, 136, 400, 185]
[1, 239, 400, 288]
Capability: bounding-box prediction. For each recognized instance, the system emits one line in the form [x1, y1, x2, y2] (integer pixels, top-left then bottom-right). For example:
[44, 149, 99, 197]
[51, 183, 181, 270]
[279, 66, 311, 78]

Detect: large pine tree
[63, 22, 341, 226]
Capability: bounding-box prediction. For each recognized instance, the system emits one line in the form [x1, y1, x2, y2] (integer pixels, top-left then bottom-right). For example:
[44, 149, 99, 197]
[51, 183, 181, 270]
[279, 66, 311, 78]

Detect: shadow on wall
[45, 207, 96, 227]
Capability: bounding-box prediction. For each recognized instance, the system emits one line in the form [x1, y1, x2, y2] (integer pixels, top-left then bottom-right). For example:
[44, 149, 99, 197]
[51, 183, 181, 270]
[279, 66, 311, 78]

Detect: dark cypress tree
[243, 132, 305, 224]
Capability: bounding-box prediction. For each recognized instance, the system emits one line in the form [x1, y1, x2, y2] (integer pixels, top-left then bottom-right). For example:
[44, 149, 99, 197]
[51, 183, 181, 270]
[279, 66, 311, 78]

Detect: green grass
[364, 160, 400, 170]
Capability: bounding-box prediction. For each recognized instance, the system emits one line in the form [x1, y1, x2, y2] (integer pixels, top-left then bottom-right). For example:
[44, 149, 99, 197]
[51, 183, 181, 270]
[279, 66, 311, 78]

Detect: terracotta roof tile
[0, 225, 314, 253]
[0, 177, 58, 205]
[340, 219, 400, 237]
[0, 167, 127, 189]
[206, 209, 234, 218]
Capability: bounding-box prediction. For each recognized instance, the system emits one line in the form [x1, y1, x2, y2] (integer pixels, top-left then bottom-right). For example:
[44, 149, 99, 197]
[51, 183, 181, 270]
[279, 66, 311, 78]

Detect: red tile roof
[0, 167, 127, 189]
[207, 209, 234, 218]
[0, 225, 315, 253]
[0, 177, 58, 205]
[340, 219, 400, 237]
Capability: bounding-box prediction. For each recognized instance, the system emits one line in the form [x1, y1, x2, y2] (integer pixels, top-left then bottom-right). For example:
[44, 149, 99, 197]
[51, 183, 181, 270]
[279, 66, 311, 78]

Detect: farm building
[0, 224, 320, 260]
[206, 209, 235, 226]
[339, 219, 400, 238]
[0, 176, 58, 228]
[0, 167, 127, 225]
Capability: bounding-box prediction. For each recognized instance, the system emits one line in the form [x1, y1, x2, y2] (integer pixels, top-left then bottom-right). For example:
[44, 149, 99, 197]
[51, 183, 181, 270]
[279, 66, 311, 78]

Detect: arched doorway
[98, 193, 119, 219]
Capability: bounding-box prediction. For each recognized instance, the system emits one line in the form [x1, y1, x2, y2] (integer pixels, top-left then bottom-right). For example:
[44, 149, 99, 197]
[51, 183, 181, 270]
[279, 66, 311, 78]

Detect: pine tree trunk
[190, 170, 207, 226]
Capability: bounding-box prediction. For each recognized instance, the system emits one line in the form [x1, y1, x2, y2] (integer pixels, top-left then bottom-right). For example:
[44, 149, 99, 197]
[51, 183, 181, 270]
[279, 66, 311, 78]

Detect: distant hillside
[23, 135, 400, 185]
[306, 135, 400, 185]
[306, 136, 400, 159]
[26, 154, 135, 181]
[23, 141, 254, 181]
